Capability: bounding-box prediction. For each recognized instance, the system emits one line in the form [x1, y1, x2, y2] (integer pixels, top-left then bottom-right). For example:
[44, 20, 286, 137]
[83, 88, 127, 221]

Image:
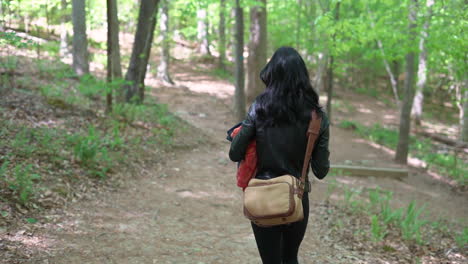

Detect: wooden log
[330, 164, 408, 179]
[417, 130, 468, 150]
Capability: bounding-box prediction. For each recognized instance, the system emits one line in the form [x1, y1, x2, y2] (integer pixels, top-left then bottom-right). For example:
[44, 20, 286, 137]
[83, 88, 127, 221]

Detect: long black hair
[254, 47, 321, 127]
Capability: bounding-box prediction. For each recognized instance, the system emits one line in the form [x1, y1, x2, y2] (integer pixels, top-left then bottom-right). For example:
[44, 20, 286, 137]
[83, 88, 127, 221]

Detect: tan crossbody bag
[243, 110, 322, 227]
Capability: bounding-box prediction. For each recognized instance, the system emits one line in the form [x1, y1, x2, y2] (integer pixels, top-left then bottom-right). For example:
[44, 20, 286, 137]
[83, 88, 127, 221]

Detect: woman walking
[229, 47, 330, 264]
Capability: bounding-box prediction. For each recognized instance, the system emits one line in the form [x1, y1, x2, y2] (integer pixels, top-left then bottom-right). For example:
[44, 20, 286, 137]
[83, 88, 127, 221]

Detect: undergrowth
[326, 183, 466, 251]
[339, 120, 468, 185]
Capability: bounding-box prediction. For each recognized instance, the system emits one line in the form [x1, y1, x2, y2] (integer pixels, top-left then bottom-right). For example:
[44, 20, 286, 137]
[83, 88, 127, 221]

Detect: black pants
[251, 192, 309, 264]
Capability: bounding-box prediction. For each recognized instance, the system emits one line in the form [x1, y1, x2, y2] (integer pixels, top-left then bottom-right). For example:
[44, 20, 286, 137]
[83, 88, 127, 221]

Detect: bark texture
[157, 0, 174, 84]
[246, 0, 267, 104]
[197, 8, 211, 56]
[411, 0, 434, 125]
[124, 0, 159, 103]
[72, 0, 89, 76]
[234, 1, 246, 121]
[106, 0, 123, 110]
[395, 0, 418, 164]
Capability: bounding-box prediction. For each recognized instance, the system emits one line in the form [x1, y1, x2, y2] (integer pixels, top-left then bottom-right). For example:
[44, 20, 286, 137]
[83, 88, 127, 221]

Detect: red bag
[231, 126, 257, 190]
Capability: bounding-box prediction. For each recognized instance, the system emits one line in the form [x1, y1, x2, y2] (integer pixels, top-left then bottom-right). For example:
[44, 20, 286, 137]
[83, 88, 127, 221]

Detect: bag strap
[299, 110, 322, 194]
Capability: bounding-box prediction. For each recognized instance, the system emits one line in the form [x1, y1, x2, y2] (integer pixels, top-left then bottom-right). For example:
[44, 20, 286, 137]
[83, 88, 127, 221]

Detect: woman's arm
[310, 117, 330, 179]
[229, 105, 256, 162]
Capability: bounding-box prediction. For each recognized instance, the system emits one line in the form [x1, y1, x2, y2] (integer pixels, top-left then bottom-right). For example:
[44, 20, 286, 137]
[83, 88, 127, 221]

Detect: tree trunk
[325, 1, 340, 123]
[59, 0, 69, 58]
[124, 0, 159, 103]
[314, 52, 327, 93]
[157, 0, 174, 84]
[234, 0, 246, 121]
[197, 8, 211, 56]
[296, 0, 302, 49]
[461, 88, 468, 142]
[72, 0, 89, 76]
[411, 0, 434, 126]
[0, 1, 5, 31]
[325, 55, 334, 121]
[218, 0, 227, 70]
[106, 0, 123, 111]
[395, 0, 418, 164]
[367, 6, 400, 106]
[246, 0, 267, 104]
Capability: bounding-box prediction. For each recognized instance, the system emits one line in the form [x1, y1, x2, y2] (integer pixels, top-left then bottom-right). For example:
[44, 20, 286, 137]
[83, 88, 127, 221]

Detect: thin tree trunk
[246, 0, 267, 104]
[461, 87, 468, 142]
[124, 0, 159, 103]
[296, 0, 302, 49]
[0, 1, 4, 31]
[234, 0, 246, 121]
[72, 0, 89, 76]
[411, 0, 434, 126]
[325, 1, 340, 123]
[314, 52, 327, 93]
[326, 55, 334, 119]
[218, 0, 227, 70]
[157, 0, 174, 84]
[106, 0, 123, 111]
[59, 0, 69, 58]
[197, 8, 211, 56]
[368, 6, 400, 106]
[395, 0, 418, 164]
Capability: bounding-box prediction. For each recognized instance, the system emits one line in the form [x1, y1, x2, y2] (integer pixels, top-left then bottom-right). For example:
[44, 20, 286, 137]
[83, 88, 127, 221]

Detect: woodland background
[0, 0, 467, 263]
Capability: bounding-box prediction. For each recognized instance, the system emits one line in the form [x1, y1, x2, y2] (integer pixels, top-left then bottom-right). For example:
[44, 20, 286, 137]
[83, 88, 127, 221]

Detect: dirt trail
[22, 59, 467, 264]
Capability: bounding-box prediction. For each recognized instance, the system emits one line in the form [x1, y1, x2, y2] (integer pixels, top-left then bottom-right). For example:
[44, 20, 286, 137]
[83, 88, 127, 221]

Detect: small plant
[454, 228, 467, 249]
[400, 201, 427, 244]
[9, 164, 41, 205]
[0, 158, 10, 180]
[11, 128, 36, 157]
[371, 214, 387, 242]
[68, 126, 114, 178]
[326, 179, 338, 200]
[70, 126, 102, 164]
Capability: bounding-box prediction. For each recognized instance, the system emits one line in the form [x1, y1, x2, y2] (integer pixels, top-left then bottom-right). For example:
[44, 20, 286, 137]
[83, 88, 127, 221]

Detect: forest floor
[1, 41, 467, 263]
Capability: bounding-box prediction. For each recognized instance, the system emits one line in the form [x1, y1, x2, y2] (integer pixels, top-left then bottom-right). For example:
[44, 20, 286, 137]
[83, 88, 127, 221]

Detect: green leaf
[26, 217, 38, 224]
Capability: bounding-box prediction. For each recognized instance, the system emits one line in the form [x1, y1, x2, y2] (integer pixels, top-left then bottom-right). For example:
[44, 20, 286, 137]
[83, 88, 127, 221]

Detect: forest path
[27, 58, 466, 264]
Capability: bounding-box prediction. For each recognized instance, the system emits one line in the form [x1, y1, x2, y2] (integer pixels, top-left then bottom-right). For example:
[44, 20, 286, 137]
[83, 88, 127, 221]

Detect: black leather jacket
[229, 103, 330, 183]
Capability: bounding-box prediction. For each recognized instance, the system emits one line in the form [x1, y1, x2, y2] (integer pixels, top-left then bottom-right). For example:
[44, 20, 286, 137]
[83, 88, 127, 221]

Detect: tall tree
[72, 0, 89, 76]
[157, 0, 174, 84]
[325, 1, 340, 123]
[218, 0, 227, 70]
[395, 0, 418, 164]
[246, 0, 267, 104]
[124, 0, 159, 103]
[197, 6, 211, 56]
[234, 0, 246, 121]
[106, 0, 123, 111]
[411, 0, 435, 125]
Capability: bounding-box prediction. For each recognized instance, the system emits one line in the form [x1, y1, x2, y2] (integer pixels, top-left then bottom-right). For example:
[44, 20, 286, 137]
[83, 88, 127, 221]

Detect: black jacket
[228, 103, 330, 183]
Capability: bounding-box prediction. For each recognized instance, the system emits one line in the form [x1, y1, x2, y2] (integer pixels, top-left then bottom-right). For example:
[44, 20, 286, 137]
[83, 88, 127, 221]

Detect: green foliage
[400, 201, 428, 244]
[67, 126, 114, 178]
[0, 31, 36, 48]
[11, 128, 37, 157]
[454, 228, 468, 249]
[9, 164, 41, 205]
[370, 214, 387, 242]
